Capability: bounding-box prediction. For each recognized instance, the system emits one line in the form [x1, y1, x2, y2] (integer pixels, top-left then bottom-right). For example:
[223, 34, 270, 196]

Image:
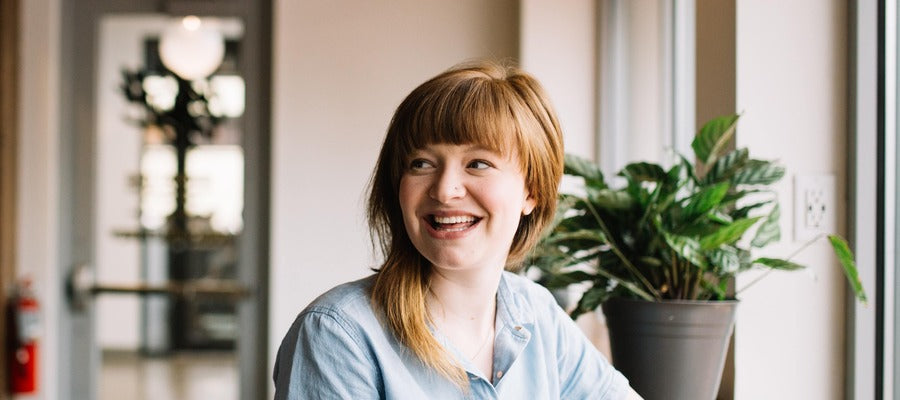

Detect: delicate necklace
[428, 287, 496, 361]
[469, 323, 495, 361]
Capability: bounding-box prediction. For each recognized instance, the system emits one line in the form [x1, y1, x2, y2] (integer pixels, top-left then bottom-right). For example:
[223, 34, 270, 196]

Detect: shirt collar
[496, 272, 536, 337]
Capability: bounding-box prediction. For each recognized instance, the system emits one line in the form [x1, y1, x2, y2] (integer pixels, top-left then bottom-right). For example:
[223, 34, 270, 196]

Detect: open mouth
[428, 215, 481, 232]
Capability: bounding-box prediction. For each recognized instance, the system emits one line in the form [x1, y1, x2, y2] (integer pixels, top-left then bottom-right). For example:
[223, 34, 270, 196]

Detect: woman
[274, 61, 642, 399]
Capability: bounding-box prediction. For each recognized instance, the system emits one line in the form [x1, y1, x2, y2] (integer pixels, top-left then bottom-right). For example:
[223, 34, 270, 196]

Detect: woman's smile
[424, 212, 482, 237]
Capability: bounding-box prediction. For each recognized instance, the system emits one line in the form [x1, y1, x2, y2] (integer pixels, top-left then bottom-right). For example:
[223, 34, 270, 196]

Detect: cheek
[397, 177, 419, 222]
[486, 181, 529, 219]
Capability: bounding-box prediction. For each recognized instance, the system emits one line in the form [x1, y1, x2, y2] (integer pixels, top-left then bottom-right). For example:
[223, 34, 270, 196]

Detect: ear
[522, 194, 537, 216]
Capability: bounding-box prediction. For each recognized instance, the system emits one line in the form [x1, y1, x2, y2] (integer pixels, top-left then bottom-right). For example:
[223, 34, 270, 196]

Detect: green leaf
[665, 162, 685, 186]
[828, 235, 868, 304]
[702, 148, 749, 184]
[709, 246, 741, 274]
[700, 279, 729, 300]
[663, 233, 708, 269]
[565, 154, 607, 189]
[751, 204, 781, 247]
[736, 248, 754, 272]
[571, 286, 607, 319]
[638, 256, 663, 268]
[731, 198, 775, 219]
[541, 270, 594, 289]
[673, 221, 723, 237]
[752, 257, 805, 270]
[721, 189, 768, 206]
[731, 160, 785, 185]
[709, 210, 734, 225]
[544, 229, 606, 245]
[681, 182, 730, 222]
[678, 154, 700, 185]
[589, 189, 634, 211]
[692, 114, 740, 165]
[593, 266, 656, 301]
[699, 217, 762, 250]
[620, 162, 668, 183]
[556, 213, 597, 233]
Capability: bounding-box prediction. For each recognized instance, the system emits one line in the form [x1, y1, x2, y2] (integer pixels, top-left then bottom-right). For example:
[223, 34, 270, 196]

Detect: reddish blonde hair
[367, 61, 564, 386]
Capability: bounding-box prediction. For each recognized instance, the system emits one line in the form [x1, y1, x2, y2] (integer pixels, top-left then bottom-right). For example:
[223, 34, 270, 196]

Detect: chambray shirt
[273, 272, 629, 399]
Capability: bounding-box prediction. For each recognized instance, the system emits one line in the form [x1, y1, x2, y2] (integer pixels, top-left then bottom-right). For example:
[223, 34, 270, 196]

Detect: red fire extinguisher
[7, 277, 39, 394]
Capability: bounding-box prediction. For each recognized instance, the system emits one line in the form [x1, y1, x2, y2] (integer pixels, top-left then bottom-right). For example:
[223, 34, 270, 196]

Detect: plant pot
[601, 298, 737, 400]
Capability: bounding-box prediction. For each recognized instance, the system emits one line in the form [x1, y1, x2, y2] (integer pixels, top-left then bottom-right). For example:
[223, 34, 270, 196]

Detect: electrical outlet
[794, 174, 837, 242]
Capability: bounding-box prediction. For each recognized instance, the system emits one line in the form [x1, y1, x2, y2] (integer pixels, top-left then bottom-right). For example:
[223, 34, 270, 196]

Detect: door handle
[66, 264, 252, 311]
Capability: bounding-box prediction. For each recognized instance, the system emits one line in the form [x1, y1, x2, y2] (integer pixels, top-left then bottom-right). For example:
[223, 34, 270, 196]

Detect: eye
[467, 160, 492, 170]
[408, 158, 434, 170]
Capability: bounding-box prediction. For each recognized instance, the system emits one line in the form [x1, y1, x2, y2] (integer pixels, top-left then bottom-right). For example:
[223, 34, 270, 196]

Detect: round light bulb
[158, 16, 225, 81]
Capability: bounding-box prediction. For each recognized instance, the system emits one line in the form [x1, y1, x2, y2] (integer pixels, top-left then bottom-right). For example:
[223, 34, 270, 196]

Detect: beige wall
[520, 0, 597, 159]
[734, 0, 848, 398]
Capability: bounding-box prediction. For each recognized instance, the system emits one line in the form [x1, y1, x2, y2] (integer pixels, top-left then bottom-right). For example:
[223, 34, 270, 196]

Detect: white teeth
[433, 215, 476, 224]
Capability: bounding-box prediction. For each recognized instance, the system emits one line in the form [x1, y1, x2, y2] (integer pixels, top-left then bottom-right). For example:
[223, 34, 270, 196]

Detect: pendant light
[158, 16, 225, 81]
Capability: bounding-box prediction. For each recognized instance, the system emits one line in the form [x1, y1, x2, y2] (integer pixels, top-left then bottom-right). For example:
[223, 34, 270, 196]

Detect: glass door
[59, 1, 270, 399]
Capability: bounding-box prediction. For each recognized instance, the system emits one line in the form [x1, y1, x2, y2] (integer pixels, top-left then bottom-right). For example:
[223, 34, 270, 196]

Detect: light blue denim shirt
[274, 272, 629, 399]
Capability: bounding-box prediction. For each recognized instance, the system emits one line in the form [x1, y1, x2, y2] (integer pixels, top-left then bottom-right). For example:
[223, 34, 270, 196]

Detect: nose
[429, 167, 466, 203]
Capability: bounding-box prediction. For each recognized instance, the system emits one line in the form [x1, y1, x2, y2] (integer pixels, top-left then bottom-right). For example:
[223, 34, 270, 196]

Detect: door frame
[0, 0, 19, 398]
[58, 1, 271, 398]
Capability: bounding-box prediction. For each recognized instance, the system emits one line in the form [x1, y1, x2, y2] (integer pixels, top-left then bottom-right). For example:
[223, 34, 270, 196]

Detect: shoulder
[500, 271, 558, 305]
[274, 275, 385, 398]
[275, 275, 380, 376]
[288, 275, 378, 341]
[302, 275, 375, 316]
[497, 271, 564, 327]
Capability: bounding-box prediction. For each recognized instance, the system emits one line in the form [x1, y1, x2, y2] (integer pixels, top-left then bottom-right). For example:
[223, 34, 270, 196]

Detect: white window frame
[848, 0, 891, 398]
[596, 0, 695, 177]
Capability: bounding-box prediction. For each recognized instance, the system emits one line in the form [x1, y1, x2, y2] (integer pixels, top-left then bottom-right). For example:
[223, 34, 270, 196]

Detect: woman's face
[398, 143, 536, 273]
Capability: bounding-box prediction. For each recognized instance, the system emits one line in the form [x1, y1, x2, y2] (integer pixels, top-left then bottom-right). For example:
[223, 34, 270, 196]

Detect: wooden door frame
[0, 0, 19, 398]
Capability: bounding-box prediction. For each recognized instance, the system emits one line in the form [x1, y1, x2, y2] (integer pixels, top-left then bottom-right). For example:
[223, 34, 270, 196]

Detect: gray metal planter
[601, 298, 738, 400]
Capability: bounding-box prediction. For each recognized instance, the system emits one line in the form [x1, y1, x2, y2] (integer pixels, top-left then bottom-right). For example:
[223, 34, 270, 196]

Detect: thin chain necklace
[469, 323, 495, 361]
[428, 287, 496, 361]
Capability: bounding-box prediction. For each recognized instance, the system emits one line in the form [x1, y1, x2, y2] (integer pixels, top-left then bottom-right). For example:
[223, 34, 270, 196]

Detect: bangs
[393, 77, 523, 160]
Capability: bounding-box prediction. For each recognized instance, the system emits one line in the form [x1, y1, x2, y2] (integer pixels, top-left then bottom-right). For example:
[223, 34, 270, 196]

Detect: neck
[426, 265, 501, 376]
[427, 266, 503, 326]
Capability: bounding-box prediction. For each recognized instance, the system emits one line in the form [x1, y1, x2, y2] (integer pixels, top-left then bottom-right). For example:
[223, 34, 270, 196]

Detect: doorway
[58, 1, 271, 399]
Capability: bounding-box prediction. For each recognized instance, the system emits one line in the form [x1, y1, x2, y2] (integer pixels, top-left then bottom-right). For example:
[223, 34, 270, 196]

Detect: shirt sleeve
[550, 296, 630, 400]
[273, 308, 383, 400]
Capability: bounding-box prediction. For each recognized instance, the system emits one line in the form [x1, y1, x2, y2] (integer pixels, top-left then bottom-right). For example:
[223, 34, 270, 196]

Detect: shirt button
[514, 326, 522, 331]
[496, 371, 503, 378]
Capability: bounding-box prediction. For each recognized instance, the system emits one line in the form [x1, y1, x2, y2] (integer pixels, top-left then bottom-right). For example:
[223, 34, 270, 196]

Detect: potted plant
[527, 114, 867, 400]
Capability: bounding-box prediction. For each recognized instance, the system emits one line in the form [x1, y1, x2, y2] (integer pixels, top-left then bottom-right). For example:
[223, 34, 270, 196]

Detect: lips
[426, 214, 482, 234]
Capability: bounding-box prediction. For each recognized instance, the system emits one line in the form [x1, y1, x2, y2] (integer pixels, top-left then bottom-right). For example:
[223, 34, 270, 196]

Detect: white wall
[17, 1, 61, 399]
[268, 0, 519, 379]
[520, 0, 597, 160]
[734, 1, 848, 399]
[623, 0, 666, 165]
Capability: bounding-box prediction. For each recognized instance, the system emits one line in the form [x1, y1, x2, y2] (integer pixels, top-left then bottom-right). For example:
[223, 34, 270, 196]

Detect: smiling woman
[273, 61, 642, 399]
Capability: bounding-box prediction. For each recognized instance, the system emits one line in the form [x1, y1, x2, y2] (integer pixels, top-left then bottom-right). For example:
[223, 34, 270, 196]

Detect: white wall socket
[793, 174, 837, 242]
